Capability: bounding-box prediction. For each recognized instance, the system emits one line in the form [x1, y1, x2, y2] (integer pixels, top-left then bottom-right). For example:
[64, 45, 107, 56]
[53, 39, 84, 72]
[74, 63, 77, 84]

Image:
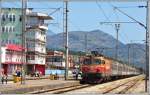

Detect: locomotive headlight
[96, 68, 101, 72]
[82, 67, 90, 72]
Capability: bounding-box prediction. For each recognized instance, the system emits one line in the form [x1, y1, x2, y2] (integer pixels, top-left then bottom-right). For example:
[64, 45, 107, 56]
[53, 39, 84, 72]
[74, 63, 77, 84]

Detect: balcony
[27, 59, 45, 65]
[27, 60, 36, 64]
[26, 23, 48, 30]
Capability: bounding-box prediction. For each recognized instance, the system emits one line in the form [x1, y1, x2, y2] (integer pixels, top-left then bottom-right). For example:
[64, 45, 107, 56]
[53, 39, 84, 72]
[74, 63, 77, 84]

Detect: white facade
[26, 11, 51, 66]
[1, 47, 6, 63]
[27, 55, 45, 65]
[1, 45, 25, 74]
[1, 46, 25, 64]
[46, 51, 74, 68]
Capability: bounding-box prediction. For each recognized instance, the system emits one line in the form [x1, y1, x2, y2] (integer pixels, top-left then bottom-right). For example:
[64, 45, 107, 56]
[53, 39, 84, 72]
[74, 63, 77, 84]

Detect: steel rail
[29, 84, 93, 94]
[102, 76, 144, 94]
[117, 79, 142, 94]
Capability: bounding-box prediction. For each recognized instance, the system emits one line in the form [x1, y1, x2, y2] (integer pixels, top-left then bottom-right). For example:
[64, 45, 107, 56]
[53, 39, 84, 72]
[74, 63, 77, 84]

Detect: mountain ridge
[46, 29, 145, 69]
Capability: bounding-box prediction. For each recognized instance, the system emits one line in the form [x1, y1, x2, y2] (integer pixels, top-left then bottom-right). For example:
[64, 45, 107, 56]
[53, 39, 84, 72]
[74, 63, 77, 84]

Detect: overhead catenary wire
[110, 4, 147, 30]
[115, 5, 147, 9]
[96, 0, 113, 26]
[111, 4, 130, 43]
[98, 2, 131, 44]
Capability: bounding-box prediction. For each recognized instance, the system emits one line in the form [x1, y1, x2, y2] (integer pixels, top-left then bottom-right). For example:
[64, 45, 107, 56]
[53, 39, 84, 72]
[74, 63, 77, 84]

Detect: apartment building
[1, 44, 25, 75]
[26, 10, 52, 75]
[1, 8, 52, 75]
[46, 51, 74, 69]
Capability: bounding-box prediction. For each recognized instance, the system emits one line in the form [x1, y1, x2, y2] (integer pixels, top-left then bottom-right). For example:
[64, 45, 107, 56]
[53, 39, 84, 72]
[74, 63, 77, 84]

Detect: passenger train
[80, 51, 141, 84]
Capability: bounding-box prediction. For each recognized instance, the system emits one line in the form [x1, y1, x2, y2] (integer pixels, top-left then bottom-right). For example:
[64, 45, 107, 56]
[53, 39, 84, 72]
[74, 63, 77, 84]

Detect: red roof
[6, 44, 25, 51]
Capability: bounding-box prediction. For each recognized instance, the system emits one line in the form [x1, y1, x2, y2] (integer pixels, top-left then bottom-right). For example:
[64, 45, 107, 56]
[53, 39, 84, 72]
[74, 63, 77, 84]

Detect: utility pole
[64, 0, 69, 80]
[131, 42, 135, 69]
[115, 24, 120, 60]
[115, 24, 120, 75]
[85, 33, 87, 54]
[21, 0, 27, 84]
[145, 1, 149, 92]
[128, 44, 130, 74]
[0, 0, 2, 84]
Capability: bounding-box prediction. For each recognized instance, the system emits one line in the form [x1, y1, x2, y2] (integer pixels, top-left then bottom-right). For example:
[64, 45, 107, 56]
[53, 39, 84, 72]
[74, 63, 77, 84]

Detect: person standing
[4, 74, 8, 84]
[75, 68, 79, 80]
[1, 68, 4, 84]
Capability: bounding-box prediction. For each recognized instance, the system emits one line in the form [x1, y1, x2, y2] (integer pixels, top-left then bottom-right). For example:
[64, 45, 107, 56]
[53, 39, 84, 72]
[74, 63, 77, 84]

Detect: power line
[115, 5, 147, 8]
[113, 6, 130, 43]
[96, 0, 113, 26]
[111, 5, 147, 29]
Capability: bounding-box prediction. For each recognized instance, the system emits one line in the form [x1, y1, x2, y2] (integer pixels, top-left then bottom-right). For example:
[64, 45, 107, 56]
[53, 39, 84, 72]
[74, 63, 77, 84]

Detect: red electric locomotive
[80, 51, 140, 84]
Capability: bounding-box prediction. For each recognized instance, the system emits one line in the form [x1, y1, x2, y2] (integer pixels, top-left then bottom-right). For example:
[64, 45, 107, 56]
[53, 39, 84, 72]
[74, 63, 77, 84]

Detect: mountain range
[46, 29, 146, 69]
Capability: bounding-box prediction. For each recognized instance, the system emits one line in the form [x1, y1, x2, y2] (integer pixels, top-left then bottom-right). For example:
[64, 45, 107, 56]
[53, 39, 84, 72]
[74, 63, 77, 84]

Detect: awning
[6, 44, 25, 51]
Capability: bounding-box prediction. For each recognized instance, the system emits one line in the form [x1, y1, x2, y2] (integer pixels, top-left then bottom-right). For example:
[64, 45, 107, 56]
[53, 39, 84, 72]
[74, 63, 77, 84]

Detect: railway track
[48, 84, 93, 94]
[28, 75, 144, 94]
[30, 84, 94, 94]
[102, 76, 144, 94]
[117, 78, 142, 94]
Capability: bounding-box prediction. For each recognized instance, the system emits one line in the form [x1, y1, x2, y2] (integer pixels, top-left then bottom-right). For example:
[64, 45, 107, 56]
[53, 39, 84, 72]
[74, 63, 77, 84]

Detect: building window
[1, 40, 5, 45]
[13, 40, 15, 44]
[9, 14, 12, 22]
[6, 39, 8, 44]
[13, 26, 15, 32]
[5, 26, 8, 33]
[13, 15, 15, 22]
[19, 15, 22, 22]
[2, 26, 5, 32]
[7, 26, 10, 33]
[9, 26, 12, 32]
[2, 14, 5, 21]
[9, 40, 11, 44]
[6, 14, 9, 18]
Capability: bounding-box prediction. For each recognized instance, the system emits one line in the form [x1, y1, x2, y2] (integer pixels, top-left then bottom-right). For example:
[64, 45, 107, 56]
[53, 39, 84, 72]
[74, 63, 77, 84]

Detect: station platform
[0, 78, 79, 94]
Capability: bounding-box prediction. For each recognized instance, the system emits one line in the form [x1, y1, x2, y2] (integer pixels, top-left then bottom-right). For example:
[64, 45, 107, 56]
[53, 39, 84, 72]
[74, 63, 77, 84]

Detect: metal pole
[147, 1, 150, 93]
[64, 0, 69, 80]
[115, 24, 120, 60]
[132, 43, 134, 69]
[145, 1, 149, 92]
[128, 44, 130, 74]
[0, 0, 2, 84]
[21, 0, 27, 84]
[85, 34, 87, 54]
[115, 24, 120, 75]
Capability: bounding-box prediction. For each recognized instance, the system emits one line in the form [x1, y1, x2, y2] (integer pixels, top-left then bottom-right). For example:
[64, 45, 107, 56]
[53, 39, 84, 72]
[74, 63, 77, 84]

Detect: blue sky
[2, 1, 147, 44]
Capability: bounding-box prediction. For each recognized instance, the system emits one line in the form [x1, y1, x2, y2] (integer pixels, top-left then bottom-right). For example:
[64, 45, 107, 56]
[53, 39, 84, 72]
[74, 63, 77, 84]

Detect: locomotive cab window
[94, 59, 101, 64]
[83, 58, 91, 65]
